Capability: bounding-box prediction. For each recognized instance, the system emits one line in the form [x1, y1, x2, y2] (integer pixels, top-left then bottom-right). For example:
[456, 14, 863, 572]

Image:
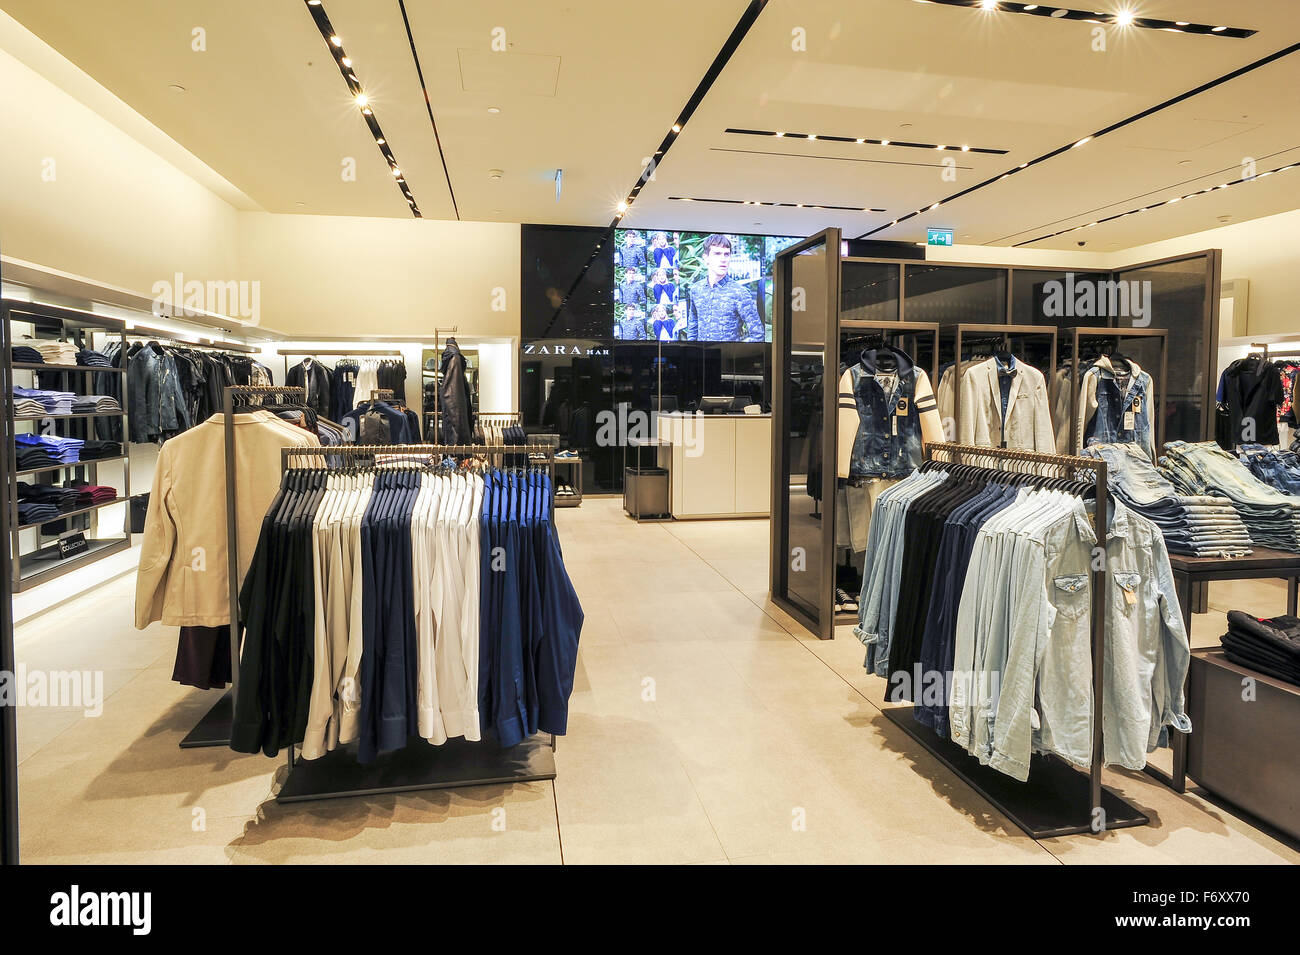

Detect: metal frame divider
[179, 384, 308, 748]
[1063, 327, 1168, 455]
[270, 442, 558, 802]
[881, 440, 1151, 839]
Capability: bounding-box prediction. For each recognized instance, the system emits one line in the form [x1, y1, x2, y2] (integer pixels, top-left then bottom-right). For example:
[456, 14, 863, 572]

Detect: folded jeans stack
[1237, 443, 1300, 496]
[15, 433, 82, 465]
[1220, 610, 1300, 687]
[1159, 440, 1300, 553]
[76, 348, 114, 368]
[1081, 441, 1253, 557]
[13, 387, 75, 414]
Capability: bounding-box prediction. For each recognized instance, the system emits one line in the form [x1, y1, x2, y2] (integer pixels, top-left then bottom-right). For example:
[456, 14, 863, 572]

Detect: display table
[653, 412, 771, 519]
[1148, 547, 1300, 793]
[1185, 649, 1300, 841]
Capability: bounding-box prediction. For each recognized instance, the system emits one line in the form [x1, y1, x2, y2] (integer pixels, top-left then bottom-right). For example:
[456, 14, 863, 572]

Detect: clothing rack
[269, 441, 559, 803]
[179, 385, 308, 748]
[1063, 327, 1167, 455]
[880, 440, 1152, 839]
[948, 324, 1059, 446]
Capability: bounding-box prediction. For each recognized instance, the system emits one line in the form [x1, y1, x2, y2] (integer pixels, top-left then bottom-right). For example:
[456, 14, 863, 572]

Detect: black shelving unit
[2, 300, 132, 593]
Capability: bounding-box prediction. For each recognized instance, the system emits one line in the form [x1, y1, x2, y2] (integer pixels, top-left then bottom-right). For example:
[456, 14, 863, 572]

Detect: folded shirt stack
[17, 483, 82, 515]
[15, 443, 57, 470]
[67, 482, 117, 506]
[70, 395, 121, 414]
[1237, 443, 1300, 496]
[79, 439, 122, 461]
[29, 340, 79, 365]
[1082, 441, 1254, 557]
[12, 397, 47, 416]
[1220, 610, 1300, 687]
[13, 387, 75, 415]
[16, 500, 61, 525]
[11, 341, 44, 364]
[15, 433, 83, 464]
[1160, 440, 1300, 553]
[76, 348, 113, 368]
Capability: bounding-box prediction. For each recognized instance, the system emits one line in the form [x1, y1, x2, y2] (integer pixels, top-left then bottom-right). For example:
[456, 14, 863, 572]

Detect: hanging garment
[957, 356, 1055, 452]
[231, 460, 582, 762]
[135, 410, 321, 629]
[285, 359, 333, 418]
[1079, 355, 1155, 461]
[835, 346, 943, 480]
[1217, 355, 1284, 447]
[439, 340, 475, 443]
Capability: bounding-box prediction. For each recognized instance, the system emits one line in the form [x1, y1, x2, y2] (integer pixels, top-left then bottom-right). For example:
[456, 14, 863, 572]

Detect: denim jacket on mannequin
[838, 347, 932, 479]
[1080, 355, 1154, 461]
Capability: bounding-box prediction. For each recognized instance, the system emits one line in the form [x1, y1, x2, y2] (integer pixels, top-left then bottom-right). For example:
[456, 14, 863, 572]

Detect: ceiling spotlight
[355, 93, 368, 107]
[1019, 162, 1028, 168]
[341, 57, 351, 67]
[980, 0, 998, 9]
[855, 138, 865, 144]
[1024, 3, 1038, 8]
[775, 131, 784, 137]
[361, 107, 372, 115]
[1051, 8, 1068, 16]
[487, 106, 501, 114]
[1175, 21, 1189, 26]
[936, 144, 945, 150]
[617, 201, 628, 213]
[376, 138, 385, 145]
[1167, 196, 1181, 203]
[1115, 10, 1135, 27]
[308, 1, 321, 5]
[1072, 136, 1091, 148]
[880, 139, 890, 146]
[929, 202, 940, 210]
[391, 167, 401, 177]
[1212, 25, 1226, 32]
[671, 124, 681, 133]
[330, 35, 342, 47]
[961, 144, 970, 152]
[808, 134, 817, 140]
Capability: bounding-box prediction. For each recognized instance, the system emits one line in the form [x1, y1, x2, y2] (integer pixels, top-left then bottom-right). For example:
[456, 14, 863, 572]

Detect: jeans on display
[1237, 443, 1300, 495]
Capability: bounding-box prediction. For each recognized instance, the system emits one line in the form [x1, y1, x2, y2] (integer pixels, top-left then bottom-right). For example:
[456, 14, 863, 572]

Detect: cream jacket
[135, 411, 321, 628]
[957, 358, 1056, 453]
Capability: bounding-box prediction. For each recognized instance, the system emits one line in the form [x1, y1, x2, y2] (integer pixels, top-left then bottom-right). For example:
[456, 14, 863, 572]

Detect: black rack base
[179, 691, 233, 748]
[883, 706, 1150, 839]
[276, 735, 556, 803]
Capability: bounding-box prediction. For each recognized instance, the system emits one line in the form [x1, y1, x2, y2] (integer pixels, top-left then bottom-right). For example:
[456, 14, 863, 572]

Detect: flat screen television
[612, 229, 799, 344]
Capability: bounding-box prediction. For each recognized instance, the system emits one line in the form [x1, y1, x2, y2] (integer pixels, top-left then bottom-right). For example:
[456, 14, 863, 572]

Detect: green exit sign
[927, 228, 954, 246]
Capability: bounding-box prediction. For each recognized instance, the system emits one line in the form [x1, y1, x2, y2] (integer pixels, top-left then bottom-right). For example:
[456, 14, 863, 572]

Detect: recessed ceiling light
[855, 138, 864, 144]
[168, 84, 186, 93]
[980, 0, 998, 9]
[936, 144, 945, 150]
[487, 106, 501, 114]
[376, 138, 385, 145]
[341, 57, 351, 67]
[1115, 10, 1135, 27]
[880, 139, 890, 146]
[1212, 25, 1226, 32]
[1175, 21, 1189, 26]
[961, 144, 970, 151]
[808, 134, 817, 140]
[1024, 3, 1038, 8]
[355, 93, 368, 107]
[671, 124, 681, 133]
[929, 202, 940, 210]
[1051, 8, 1068, 17]
[330, 35, 342, 47]
[1072, 136, 1091, 148]
[775, 131, 784, 137]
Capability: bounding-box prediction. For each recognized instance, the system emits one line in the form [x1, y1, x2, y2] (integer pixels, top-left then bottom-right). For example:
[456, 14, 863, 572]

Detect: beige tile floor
[12, 497, 1300, 864]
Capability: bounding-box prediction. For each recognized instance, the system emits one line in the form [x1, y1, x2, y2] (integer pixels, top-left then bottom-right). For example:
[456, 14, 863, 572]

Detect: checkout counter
[649, 411, 771, 519]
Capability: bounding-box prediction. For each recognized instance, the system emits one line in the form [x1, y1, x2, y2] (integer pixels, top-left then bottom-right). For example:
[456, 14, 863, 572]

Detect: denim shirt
[1083, 356, 1154, 461]
[842, 347, 924, 479]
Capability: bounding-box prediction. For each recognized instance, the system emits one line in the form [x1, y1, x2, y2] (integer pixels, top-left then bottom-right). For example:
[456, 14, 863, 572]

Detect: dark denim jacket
[842, 347, 924, 479]
[1084, 356, 1153, 461]
[128, 347, 191, 443]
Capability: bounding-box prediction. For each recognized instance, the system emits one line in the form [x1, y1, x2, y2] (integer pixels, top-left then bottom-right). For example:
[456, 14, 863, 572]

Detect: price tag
[1123, 411, 1136, 431]
[1123, 588, 1137, 606]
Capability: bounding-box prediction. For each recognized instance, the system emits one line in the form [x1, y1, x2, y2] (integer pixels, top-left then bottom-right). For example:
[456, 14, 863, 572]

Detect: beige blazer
[957, 358, 1056, 453]
[135, 411, 321, 628]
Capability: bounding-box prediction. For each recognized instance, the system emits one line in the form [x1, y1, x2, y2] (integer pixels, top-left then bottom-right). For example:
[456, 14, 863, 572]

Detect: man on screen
[617, 231, 646, 273]
[686, 234, 763, 342]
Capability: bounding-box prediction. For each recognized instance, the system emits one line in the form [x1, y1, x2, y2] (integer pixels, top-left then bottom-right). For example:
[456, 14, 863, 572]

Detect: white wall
[236, 213, 520, 337]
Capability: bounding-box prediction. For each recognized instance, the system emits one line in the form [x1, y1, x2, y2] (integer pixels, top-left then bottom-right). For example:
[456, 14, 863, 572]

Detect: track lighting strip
[302, 0, 422, 217]
[914, 0, 1255, 38]
[858, 40, 1300, 239]
[1013, 160, 1300, 246]
[725, 128, 1008, 155]
[670, 196, 886, 213]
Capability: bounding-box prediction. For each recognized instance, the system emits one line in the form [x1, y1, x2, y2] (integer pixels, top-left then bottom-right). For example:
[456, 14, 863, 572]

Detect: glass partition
[904, 265, 1006, 325]
[771, 229, 838, 637]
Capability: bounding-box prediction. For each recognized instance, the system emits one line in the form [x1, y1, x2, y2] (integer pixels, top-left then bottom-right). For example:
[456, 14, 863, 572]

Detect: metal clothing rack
[948, 324, 1059, 446]
[179, 385, 308, 748]
[880, 440, 1152, 839]
[271, 441, 560, 803]
[1062, 327, 1168, 456]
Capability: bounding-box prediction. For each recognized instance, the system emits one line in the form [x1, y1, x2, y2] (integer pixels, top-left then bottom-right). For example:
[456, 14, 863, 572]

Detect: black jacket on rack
[286, 359, 333, 418]
[438, 340, 475, 443]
